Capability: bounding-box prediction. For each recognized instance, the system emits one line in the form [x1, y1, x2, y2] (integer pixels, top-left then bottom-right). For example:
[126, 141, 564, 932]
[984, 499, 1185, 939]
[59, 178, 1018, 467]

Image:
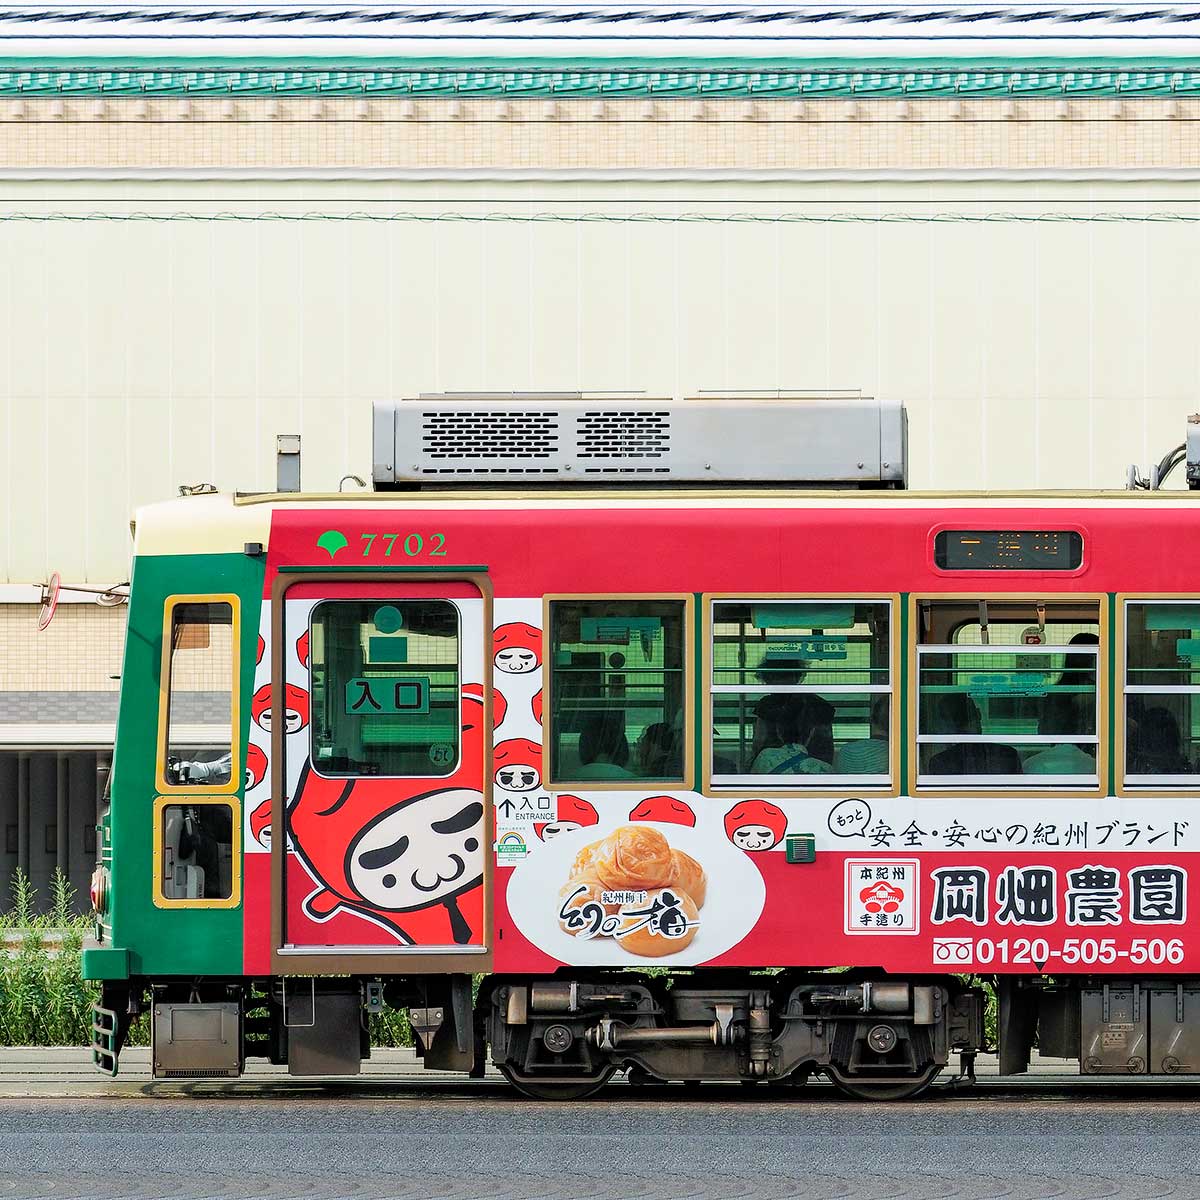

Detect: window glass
[1125, 602, 1200, 781]
[164, 601, 234, 787]
[711, 600, 891, 785]
[311, 600, 460, 777]
[549, 600, 686, 783]
[916, 600, 1099, 784]
[160, 803, 233, 900]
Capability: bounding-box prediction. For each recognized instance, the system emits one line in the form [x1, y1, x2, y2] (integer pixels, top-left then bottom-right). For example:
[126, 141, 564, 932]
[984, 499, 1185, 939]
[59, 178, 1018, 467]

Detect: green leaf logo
[317, 529, 349, 560]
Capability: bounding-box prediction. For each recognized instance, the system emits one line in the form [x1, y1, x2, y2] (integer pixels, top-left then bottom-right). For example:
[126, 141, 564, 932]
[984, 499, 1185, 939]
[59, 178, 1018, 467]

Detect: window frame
[307, 597, 463, 781]
[909, 591, 1108, 798]
[543, 593, 694, 791]
[1118, 594, 1200, 795]
[702, 593, 900, 798]
[151, 794, 242, 909]
[156, 593, 242, 797]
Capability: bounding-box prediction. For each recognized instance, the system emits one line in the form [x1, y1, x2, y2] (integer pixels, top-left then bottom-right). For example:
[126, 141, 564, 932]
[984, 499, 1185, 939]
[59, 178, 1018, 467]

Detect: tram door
[276, 580, 490, 964]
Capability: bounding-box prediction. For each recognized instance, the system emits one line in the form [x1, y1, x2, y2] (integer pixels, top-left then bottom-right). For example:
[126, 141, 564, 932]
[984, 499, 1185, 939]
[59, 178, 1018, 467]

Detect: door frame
[269, 568, 494, 976]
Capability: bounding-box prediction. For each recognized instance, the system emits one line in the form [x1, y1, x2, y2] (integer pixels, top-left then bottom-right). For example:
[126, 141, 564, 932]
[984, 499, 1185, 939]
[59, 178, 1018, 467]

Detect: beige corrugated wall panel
[7, 178, 1200, 581]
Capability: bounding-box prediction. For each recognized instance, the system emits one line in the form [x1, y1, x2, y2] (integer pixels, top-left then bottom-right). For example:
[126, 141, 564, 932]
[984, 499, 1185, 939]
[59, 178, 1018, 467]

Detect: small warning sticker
[845, 858, 920, 935]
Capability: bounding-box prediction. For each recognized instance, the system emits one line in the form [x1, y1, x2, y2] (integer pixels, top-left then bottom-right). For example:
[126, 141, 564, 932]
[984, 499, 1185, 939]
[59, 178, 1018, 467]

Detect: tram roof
[129, 486, 1200, 558]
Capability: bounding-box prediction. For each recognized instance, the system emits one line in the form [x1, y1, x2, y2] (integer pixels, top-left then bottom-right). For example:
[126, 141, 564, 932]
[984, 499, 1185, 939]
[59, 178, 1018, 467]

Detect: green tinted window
[916, 602, 1100, 784]
[310, 600, 459, 777]
[1124, 601, 1200, 782]
[549, 600, 686, 783]
[711, 600, 891, 784]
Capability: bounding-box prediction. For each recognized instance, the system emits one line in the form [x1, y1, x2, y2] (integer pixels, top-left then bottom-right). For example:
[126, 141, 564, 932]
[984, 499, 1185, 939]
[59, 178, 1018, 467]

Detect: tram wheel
[500, 1064, 616, 1101]
[825, 1065, 941, 1102]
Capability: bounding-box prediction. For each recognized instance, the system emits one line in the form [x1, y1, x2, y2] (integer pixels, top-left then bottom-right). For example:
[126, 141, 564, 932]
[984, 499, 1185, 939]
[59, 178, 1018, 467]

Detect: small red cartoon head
[535, 794, 599, 841]
[532, 688, 543, 725]
[257, 635, 265, 666]
[724, 800, 787, 852]
[493, 622, 541, 675]
[630, 795, 696, 827]
[252, 682, 310, 734]
[462, 682, 507, 729]
[244, 743, 268, 790]
[296, 629, 310, 669]
[251, 796, 272, 848]
[493, 738, 542, 793]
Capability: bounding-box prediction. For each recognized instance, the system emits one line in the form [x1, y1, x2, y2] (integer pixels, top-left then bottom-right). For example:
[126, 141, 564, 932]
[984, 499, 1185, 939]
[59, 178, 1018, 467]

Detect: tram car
[79, 394, 1200, 1098]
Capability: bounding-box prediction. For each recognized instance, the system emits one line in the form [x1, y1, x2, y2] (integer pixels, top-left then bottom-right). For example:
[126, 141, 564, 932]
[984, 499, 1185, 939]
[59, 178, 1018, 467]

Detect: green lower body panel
[82, 941, 130, 981]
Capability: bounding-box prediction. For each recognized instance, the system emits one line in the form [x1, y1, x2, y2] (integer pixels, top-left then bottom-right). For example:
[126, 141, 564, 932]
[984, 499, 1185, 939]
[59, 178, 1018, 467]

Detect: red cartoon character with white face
[251, 683, 309, 734]
[244, 744, 268, 790]
[493, 622, 541, 675]
[724, 800, 787, 852]
[630, 795, 696, 827]
[531, 688, 543, 725]
[251, 796, 273, 849]
[534, 794, 598, 841]
[462, 682, 507, 729]
[296, 629, 309, 669]
[286, 689, 486, 945]
[257, 635, 265, 666]
[493, 738, 541, 793]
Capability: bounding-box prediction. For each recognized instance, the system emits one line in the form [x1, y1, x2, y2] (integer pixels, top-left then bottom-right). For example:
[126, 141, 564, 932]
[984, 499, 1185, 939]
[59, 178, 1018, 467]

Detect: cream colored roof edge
[232, 487, 1200, 505]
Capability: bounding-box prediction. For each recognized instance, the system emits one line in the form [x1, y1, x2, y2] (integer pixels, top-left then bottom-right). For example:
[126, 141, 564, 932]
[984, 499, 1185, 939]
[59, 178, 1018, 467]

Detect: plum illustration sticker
[630, 795, 696, 827]
[534, 794, 598, 841]
[724, 800, 787, 851]
[845, 859, 920, 935]
[494, 738, 541, 793]
[244, 743, 268, 790]
[252, 682, 310, 733]
[493, 622, 541, 674]
[506, 820, 766, 967]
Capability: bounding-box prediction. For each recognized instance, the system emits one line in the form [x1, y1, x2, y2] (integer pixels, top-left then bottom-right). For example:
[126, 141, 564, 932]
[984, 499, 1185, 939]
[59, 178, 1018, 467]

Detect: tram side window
[710, 600, 892, 787]
[1124, 601, 1200, 784]
[310, 601, 460, 777]
[916, 599, 1100, 787]
[164, 601, 235, 788]
[160, 803, 233, 901]
[549, 600, 687, 784]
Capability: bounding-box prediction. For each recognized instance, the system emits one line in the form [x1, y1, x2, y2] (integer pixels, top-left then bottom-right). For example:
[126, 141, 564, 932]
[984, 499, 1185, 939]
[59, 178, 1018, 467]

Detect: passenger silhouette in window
[750, 694, 833, 775]
[1024, 692, 1095, 775]
[575, 712, 634, 780]
[1130, 706, 1193, 775]
[927, 692, 1022, 776]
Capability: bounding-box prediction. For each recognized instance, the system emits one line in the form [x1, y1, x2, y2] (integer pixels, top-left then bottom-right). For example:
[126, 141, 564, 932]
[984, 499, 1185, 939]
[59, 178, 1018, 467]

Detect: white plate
[505, 821, 767, 966]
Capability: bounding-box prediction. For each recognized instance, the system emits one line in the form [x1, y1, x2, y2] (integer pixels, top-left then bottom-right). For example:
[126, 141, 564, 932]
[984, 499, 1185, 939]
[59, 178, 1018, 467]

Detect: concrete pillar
[16, 752, 29, 879]
[55, 753, 68, 877]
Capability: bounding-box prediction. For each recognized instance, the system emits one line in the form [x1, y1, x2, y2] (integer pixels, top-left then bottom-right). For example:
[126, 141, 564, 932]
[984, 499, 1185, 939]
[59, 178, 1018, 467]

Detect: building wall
[3, 85, 1200, 908]
[3, 169, 1199, 584]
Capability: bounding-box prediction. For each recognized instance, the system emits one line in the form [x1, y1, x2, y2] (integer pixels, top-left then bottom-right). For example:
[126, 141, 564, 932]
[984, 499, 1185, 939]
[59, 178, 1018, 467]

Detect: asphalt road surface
[6, 1087, 1200, 1200]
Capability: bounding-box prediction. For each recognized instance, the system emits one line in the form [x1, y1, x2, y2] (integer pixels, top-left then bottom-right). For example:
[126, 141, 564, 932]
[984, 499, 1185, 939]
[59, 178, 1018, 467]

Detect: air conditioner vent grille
[577, 410, 670, 459]
[421, 410, 560, 461]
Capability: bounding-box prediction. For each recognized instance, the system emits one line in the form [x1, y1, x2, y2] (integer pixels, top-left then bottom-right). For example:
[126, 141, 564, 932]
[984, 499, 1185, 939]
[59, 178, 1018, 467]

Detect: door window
[310, 600, 460, 777]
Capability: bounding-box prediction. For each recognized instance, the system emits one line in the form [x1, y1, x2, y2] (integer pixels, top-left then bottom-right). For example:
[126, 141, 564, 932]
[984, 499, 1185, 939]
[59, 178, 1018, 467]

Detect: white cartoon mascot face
[493, 738, 542, 792]
[493, 622, 541, 675]
[348, 788, 484, 912]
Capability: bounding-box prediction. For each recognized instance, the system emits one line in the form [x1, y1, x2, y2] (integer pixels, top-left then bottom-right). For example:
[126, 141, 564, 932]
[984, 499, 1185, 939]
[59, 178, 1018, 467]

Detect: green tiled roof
[2, 65, 1200, 98]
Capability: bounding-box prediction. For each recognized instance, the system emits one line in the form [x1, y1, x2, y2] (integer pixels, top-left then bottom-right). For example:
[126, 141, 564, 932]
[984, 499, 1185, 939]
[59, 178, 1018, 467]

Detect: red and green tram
[82, 398, 1200, 1097]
